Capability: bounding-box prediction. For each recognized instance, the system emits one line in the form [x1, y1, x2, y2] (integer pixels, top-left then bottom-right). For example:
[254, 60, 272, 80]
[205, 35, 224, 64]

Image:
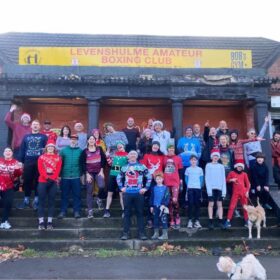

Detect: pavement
[0, 255, 279, 279]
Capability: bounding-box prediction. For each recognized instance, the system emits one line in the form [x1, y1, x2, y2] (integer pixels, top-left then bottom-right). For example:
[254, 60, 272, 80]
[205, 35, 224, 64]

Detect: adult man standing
[74, 122, 87, 150]
[58, 135, 83, 219]
[271, 131, 280, 190]
[122, 117, 140, 152]
[18, 120, 48, 210]
[4, 104, 31, 159]
[117, 150, 152, 240]
[152, 120, 171, 155]
[41, 120, 57, 142]
[193, 123, 205, 149]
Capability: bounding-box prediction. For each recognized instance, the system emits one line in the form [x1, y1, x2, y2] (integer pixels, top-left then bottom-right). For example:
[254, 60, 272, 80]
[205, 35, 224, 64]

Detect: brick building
[0, 32, 279, 178]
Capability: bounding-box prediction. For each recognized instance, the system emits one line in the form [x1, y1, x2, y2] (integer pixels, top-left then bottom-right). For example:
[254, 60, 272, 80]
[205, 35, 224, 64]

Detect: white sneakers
[0, 221, 12, 229]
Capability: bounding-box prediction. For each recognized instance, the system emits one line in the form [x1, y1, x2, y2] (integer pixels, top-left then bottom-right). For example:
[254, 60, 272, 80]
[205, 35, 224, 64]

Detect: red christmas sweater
[226, 171, 250, 195]
[0, 158, 22, 191]
[163, 155, 183, 187]
[41, 129, 58, 142]
[38, 153, 62, 183]
[141, 153, 164, 177]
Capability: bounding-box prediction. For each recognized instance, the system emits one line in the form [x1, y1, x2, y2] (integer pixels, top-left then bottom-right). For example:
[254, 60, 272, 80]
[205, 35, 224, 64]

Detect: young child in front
[185, 155, 204, 229]
[150, 172, 170, 240]
[205, 149, 226, 230]
[224, 159, 250, 229]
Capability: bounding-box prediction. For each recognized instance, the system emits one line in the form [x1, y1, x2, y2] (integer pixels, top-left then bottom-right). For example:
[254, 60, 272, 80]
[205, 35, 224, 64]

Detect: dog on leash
[217, 254, 267, 280]
[243, 199, 266, 239]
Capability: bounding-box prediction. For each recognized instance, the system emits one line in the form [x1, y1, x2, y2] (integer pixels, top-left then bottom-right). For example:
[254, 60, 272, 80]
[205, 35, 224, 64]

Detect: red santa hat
[234, 159, 245, 169]
[46, 139, 56, 147]
[210, 148, 220, 159]
[20, 113, 31, 122]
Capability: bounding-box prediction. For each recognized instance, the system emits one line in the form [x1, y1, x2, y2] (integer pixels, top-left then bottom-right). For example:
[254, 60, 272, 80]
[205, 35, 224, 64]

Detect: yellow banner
[19, 47, 252, 68]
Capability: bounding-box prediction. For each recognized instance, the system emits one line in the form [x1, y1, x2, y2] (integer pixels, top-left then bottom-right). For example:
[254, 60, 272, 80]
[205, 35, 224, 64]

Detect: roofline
[0, 31, 279, 43]
[263, 46, 280, 69]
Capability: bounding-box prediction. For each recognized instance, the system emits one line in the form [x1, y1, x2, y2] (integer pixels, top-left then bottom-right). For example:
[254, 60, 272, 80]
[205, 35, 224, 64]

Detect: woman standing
[56, 125, 71, 151]
[92, 128, 106, 153]
[138, 129, 153, 159]
[81, 135, 106, 218]
[0, 147, 23, 229]
[37, 140, 62, 230]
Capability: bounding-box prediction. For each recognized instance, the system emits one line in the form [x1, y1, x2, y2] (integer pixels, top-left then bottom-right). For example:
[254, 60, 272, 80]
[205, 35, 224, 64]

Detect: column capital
[87, 97, 101, 105]
[171, 98, 185, 103]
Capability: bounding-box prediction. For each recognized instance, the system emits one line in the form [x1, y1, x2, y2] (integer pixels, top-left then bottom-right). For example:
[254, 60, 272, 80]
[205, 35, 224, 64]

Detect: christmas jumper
[0, 158, 22, 191]
[141, 152, 164, 177]
[163, 155, 183, 187]
[37, 153, 62, 183]
[177, 137, 201, 167]
[109, 151, 128, 177]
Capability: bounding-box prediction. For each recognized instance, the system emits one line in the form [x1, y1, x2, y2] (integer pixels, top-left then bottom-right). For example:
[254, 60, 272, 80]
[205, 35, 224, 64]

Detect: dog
[243, 199, 266, 239]
[217, 254, 267, 280]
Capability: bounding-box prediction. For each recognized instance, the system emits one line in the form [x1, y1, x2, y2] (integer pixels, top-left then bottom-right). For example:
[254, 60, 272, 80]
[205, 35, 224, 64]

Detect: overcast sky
[0, 0, 279, 41]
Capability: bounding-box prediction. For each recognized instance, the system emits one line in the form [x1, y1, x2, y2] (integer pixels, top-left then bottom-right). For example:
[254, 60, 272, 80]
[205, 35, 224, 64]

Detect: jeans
[37, 181, 57, 218]
[86, 172, 105, 210]
[153, 206, 168, 229]
[60, 178, 81, 213]
[0, 189, 14, 222]
[187, 188, 201, 221]
[123, 193, 145, 235]
[23, 160, 39, 197]
[273, 165, 280, 189]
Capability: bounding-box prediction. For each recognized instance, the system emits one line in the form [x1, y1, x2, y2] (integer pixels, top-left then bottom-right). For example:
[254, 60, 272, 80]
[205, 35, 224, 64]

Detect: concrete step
[8, 216, 279, 228]
[0, 226, 279, 239]
[2, 207, 276, 218]
[0, 237, 279, 251]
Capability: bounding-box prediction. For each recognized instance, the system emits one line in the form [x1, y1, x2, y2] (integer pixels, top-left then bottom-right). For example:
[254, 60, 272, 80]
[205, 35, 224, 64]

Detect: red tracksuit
[226, 170, 250, 221]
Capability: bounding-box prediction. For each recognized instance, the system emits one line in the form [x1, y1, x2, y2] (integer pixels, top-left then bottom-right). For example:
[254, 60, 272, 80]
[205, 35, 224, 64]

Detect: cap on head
[152, 140, 160, 147]
[46, 139, 56, 147]
[153, 120, 163, 128]
[128, 150, 138, 158]
[70, 134, 79, 140]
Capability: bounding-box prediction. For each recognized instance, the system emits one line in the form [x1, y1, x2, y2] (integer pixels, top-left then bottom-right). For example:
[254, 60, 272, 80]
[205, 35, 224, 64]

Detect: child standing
[185, 155, 204, 229]
[224, 160, 250, 229]
[251, 153, 272, 210]
[205, 149, 226, 230]
[150, 172, 170, 240]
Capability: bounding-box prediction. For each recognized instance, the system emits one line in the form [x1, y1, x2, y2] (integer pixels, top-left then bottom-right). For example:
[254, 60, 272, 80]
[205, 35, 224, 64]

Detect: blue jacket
[149, 185, 170, 207]
[177, 137, 201, 167]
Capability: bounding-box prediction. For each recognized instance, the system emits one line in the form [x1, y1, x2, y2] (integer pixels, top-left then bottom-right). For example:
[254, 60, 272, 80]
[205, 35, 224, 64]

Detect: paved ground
[0, 255, 279, 279]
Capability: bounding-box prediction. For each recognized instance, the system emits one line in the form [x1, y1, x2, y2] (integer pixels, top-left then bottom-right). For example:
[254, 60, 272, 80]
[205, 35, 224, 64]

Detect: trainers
[224, 220, 231, 229]
[87, 210, 94, 219]
[74, 212, 81, 219]
[0, 221, 12, 229]
[120, 232, 129, 240]
[103, 209, 111, 218]
[208, 220, 214, 230]
[46, 222, 53, 230]
[218, 220, 225, 230]
[234, 209, 241, 218]
[146, 220, 153, 229]
[32, 200, 39, 211]
[187, 220, 193, 229]
[57, 212, 66, 219]
[121, 210, 125, 219]
[264, 204, 272, 210]
[193, 220, 202, 229]
[17, 201, 30, 210]
[139, 233, 148, 240]
[244, 220, 249, 228]
[170, 220, 176, 229]
[175, 216, 181, 229]
[96, 198, 104, 210]
[38, 222, 45, 230]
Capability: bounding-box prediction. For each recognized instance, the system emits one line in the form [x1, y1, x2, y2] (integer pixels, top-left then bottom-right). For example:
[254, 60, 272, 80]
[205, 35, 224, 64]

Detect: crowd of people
[0, 104, 278, 241]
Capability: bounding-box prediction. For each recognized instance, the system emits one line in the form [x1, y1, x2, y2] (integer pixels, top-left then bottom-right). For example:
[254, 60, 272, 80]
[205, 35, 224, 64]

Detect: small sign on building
[271, 96, 280, 108]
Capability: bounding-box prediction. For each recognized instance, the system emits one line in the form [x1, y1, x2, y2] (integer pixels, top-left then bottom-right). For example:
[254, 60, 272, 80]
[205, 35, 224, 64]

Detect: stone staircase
[0, 190, 279, 251]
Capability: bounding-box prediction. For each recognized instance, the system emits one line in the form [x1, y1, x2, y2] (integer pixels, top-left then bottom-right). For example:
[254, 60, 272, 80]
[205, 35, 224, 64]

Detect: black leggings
[37, 181, 57, 218]
[0, 189, 14, 222]
[23, 160, 39, 197]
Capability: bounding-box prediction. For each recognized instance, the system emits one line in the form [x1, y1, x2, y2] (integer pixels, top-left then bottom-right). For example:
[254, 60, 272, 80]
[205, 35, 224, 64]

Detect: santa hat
[46, 139, 56, 147]
[153, 120, 163, 128]
[210, 148, 220, 159]
[21, 113, 31, 122]
[234, 159, 245, 169]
